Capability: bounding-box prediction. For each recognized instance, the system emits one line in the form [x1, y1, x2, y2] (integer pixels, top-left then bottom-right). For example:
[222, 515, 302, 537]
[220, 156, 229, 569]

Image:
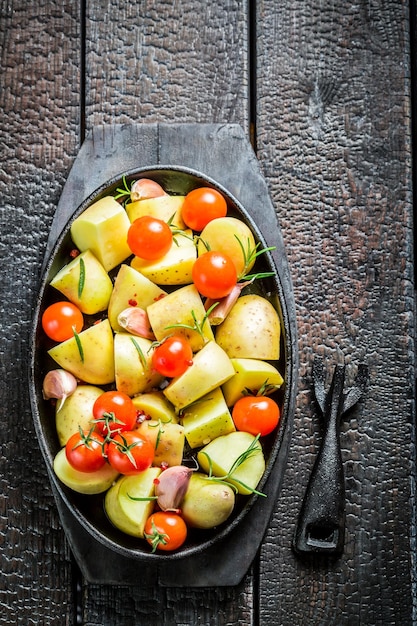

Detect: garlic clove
[42, 369, 78, 411]
[130, 178, 167, 202]
[205, 281, 252, 325]
[155, 465, 193, 512]
[117, 307, 156, 339]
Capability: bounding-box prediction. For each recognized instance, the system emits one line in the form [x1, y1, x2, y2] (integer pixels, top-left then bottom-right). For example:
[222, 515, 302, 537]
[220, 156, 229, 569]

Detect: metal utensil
[293, 356, 368, 555]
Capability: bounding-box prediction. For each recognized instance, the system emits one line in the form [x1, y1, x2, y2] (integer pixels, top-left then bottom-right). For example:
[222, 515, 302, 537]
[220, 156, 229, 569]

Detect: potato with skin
[105, 468, 161, 537]
[131, 229, 196, 285]
[198, 217, 256, 277]
[114, 333, 163, 396]
[163, 341, 235, 409]
[215, 294, 281, 360]
[54, 448, 119, 494]
[108, 264, 167, 332]
[48, 319, 115, 385]
[50, 250, 113, 315]
[221, 358, 284, 406]
[132, 392, 178, 424]
[197, 431, 265, 495]
[135, 420, 185, 467]
[126, 195, 186, 229]
[181, 472, 235, 529]
[147, 284, 214, 352]
[55, 384, 103, 446]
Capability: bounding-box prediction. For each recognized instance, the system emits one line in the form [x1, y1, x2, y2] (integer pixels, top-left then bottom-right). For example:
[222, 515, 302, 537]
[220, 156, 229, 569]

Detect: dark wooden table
[1, 1, 415, 624]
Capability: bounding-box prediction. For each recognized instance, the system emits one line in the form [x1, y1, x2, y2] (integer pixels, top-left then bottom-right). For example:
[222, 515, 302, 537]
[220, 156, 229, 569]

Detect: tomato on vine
[232, 395, 280, 437]
[42, 301, 84, 342]
[151, 336, 193, 378]
[106, 431, 154, 475]
[181, 187, 227, 231]
[144, 512, 188, 552]
[65, 428, 106, 473]
[127, 216, 173, 260]
[92, 391, 138, 436]
[192, 250, 237, 299]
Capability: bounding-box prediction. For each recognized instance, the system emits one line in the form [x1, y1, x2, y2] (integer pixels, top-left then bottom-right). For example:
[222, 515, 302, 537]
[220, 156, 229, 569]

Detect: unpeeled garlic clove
[118, 307, 156, 339]
[205, 281, 252, 325]
[42, 369, 77, 410]
[155, 465, 193, 512]
[130, 178, 167, 202]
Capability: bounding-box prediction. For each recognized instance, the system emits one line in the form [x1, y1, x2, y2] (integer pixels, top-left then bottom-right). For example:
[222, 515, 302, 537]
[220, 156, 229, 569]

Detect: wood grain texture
[0, 1, 81, 624]
[255, 1, 415, 624]
[84, 0, 249, 130]
[0, 0, 414, 624]
[79, 2, 255, 625]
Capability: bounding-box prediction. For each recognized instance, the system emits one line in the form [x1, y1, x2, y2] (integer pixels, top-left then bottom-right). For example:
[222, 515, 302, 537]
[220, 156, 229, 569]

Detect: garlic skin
[42, 369, 77, 411]
[130, 178, 167, 202]
[205, 281, 252, 325]
[155, 465, 193, 512]
[117, 307, 155, 339]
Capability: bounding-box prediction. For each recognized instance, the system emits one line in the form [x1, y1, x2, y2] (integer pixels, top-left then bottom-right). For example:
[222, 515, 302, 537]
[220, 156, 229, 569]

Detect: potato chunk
[48, 319, 115, 385]
[70, 196, 131, 271]
[180, 387, 235, 448]
[215, 295, 281, 360]
[163, 341, 235, 409]
[50, 250, 113, 314]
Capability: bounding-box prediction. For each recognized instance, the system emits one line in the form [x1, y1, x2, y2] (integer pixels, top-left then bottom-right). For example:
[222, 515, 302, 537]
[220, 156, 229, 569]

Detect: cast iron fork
[293, 356, 368, 555]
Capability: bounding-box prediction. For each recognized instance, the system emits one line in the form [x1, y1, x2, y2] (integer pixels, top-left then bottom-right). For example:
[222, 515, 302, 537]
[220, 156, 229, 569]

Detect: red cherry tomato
[232, 395, 280, 437]
[127, 216, 172, 260]
[192, 251, 237, 299]
[106, 431, 154, 475]
[144, 512, 188, 552]
[152, 336, 193, 378]
[65, 429, 106, 473]
[42, 301, 84, 342]
[93, 391, 138, 436]
[181, 187, 227, 231]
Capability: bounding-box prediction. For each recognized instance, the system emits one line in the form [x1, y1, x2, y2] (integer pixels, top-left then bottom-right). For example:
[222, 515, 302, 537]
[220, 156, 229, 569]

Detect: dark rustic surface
[0, 1, 415, 625]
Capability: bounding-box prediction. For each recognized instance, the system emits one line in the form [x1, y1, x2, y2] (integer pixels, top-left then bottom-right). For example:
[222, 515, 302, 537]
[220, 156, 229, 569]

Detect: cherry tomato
[181, 187, 227, 231]
[106, 431, 154, 475]
[93, 391, 138, 436]
[232, 395, 280, 437]
[152, 336, 193, 378]
[144, 512, 188, 552]
[127, 216, 172, 260]
[192, 251, 237, 299]
[42, 301, 84, 342]
[65, 428, 106, 473]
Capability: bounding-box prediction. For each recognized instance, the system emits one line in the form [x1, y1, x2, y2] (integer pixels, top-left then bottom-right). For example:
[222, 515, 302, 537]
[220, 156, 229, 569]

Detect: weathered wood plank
[84, 0, 250, 130]
[80, 2, 255, 625]
[255, 0, 415, 624]
[0, 1, 82, 624]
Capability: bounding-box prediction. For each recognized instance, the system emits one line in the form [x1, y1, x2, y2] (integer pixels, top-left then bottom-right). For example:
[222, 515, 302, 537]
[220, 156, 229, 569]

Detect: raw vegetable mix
[41, 174, 285, 552]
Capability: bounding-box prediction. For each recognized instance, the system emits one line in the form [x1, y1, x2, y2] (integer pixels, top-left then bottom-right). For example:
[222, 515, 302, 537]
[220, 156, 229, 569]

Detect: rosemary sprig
[78, 256, 85, 298]
[235, 235, 276, 281]
[164, 304, 218, 340]
[130, 336, 147, 368]
[73, 327, 84, 362]
[242, 378, 282, 397]
[200, 434, 266, 497]
[114, 175, 132, 201]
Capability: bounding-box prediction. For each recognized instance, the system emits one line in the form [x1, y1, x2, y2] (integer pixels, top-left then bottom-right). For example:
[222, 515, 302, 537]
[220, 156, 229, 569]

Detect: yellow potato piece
[50, 250, 113, 315]
[131, 230, 196, 285]
[71, 196, 132, 271]
[126, 195, 186, 229]
[48, 319, 115, 385]
[215, 295, 281, 360]
[163, 341, 235, 409]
